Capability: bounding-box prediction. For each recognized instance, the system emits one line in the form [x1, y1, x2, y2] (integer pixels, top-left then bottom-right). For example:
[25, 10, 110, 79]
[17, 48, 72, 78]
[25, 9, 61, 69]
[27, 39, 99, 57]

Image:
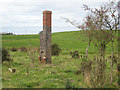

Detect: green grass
[2, 31, 118, 54]
[2, 52, 83, 88]
[2, 31, 118, 88]
[2, 51, 118, 88]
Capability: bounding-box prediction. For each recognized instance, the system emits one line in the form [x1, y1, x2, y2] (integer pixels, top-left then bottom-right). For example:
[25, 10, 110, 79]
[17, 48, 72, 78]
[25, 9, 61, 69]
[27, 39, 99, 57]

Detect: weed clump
[11, 47, 17, 52]
[28, 49, 37, 64]
[76, 57, 91, 75]
[69, 51, 79, 58]
[52, 44, 61, 56]
[2, 48, 12, 63]
[65, 79, 76, 89]
[20, 47, 27, 52]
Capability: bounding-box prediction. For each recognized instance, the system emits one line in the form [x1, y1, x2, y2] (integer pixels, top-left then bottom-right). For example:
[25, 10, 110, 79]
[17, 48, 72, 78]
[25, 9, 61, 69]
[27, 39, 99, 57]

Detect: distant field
[2, 31, 118, 54]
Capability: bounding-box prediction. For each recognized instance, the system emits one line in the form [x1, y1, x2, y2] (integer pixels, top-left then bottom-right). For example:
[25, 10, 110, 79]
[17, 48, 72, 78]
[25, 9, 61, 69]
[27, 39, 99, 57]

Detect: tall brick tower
[40, 10, 52, 64]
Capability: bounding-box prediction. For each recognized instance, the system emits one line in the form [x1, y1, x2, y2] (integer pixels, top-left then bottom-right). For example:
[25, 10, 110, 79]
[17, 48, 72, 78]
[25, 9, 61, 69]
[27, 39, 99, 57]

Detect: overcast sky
[0, 0, 119, 34]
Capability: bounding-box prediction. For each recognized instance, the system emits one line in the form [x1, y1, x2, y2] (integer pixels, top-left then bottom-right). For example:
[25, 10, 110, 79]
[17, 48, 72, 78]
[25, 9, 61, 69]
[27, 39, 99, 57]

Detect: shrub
[20, 47, 27, 52]
[91, 57, 107, 87]
[11, 47, 17, 52]
[2, 48, 11, 63]
[69, 51, 79, 58]
[52, 44, 61, 56]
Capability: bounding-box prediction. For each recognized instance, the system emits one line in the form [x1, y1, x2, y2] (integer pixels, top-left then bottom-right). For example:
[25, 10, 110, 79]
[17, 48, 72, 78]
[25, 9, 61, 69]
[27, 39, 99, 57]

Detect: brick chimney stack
[40, 10, 52, 64]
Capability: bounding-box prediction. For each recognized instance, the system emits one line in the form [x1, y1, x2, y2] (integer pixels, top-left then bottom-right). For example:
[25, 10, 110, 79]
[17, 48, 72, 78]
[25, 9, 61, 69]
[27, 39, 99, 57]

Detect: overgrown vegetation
[19, 47, 27, 52]
[63, 1, 119, 87]
[69, 51, 79, 58]
[2, 48, 12, 63]
[52, 44, 61, 56]
[65, 79, 76, 88]
[11, 47, 17, 52]
[75, 56, 118, 88]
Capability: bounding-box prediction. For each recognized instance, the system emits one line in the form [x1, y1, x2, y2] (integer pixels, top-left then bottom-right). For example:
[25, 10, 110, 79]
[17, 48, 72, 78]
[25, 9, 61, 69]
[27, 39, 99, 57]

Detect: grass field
[2, 31, 118, 53]
[2, 31, 118, 88]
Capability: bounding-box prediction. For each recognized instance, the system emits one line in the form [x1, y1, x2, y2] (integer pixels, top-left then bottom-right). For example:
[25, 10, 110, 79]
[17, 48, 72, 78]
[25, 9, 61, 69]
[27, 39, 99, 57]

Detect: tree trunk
[99, 41, 106, 86]
[110, 40, 114, 85]
[86, 40, 91, 58]
[103, 41, 106, 60]
[100, 41, 105, 60]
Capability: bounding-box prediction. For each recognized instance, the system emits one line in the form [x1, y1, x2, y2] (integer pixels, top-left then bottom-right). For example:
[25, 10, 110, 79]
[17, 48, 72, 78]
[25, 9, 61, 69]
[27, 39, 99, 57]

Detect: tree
[64, 1, 119, 58]
[82, 1, 120, 84]
[63, 1, 120, 85]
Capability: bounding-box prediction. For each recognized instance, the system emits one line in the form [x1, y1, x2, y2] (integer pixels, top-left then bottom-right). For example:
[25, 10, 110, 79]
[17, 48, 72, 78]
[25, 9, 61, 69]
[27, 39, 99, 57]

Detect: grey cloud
[0, 0, 108, 34]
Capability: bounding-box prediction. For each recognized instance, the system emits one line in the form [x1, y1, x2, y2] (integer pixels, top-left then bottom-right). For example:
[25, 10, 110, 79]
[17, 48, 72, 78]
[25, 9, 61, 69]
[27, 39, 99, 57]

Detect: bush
[11, 47, 17, 52]
[52, 44, 61, 56]
[2, 48, 11, 63]
[20, 47, 27, 52]
[69, 51, 79, 58]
